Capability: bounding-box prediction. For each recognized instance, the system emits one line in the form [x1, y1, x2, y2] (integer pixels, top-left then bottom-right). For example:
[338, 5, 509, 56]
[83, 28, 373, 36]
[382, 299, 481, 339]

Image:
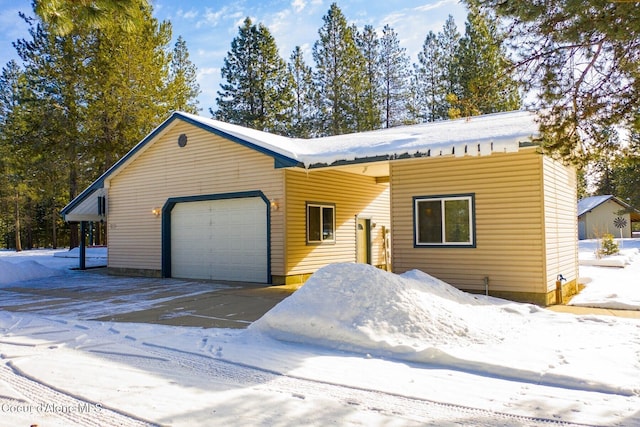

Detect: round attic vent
[178, 133, 187, 147]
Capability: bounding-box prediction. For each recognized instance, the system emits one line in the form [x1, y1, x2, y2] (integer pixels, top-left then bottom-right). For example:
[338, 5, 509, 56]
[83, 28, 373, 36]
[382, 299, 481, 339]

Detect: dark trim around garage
[161, 190, 271, 283]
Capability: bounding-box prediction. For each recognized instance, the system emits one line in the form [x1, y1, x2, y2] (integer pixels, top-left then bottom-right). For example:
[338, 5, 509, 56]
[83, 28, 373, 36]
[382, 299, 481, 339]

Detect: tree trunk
[69, 222, 79, 249]
[25, 198, 33, 249]
[94, 221, 102, 246]
[14, 191, 22, 252]
[52, 206, 58, 249]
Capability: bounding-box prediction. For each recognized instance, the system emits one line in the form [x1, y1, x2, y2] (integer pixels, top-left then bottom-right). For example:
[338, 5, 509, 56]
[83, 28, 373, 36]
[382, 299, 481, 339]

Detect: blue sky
[0, 0, 468, 111]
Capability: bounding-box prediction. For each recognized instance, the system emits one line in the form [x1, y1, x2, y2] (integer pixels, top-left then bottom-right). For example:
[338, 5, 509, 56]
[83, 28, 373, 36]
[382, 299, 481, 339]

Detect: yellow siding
[284, 168, 390, 275]
[542, 157, 578, 292]
[390, 149, 547, 294]
[107, 121, 285, 274]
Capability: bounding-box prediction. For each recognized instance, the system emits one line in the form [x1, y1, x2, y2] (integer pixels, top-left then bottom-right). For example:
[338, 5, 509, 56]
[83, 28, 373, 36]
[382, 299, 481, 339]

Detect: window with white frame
[414, 194, 475, 247]
[307, 203, 335, 244]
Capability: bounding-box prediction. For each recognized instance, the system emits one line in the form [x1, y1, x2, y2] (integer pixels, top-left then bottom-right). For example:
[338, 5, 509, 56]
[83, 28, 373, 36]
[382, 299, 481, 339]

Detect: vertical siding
[584, 200, 632, 239]
[107, 121, 285, 274]
[390, 149, 547, 294]
[542, 157, 578, 291]
[284, 168, 390, 275]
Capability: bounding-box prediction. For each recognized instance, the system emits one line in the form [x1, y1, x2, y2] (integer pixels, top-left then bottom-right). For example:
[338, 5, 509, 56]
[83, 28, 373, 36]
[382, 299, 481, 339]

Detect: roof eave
[61, 112, 301, 219]
[177, 113, 300, 169]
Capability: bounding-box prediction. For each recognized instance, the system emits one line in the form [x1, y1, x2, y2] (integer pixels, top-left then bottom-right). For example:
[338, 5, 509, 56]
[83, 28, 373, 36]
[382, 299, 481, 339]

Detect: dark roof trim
[61, 112, 301, 217]
[307, 154, 393, 170]
[176, 114, 301, 169]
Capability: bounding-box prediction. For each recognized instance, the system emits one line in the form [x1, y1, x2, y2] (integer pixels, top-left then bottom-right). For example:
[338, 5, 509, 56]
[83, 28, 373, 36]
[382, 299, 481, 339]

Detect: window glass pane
[308, 206, 321, 241]
[417, 200, 442, 243]
[444, 199, 470, 243]
[322, 207, 334, 240]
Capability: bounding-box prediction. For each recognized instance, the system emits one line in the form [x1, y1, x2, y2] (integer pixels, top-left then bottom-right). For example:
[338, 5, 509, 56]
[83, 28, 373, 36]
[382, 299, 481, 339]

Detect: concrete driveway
[0, 268, 295, 328]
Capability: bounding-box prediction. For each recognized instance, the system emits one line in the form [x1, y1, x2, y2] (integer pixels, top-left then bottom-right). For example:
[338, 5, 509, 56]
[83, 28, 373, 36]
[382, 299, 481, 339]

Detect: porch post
[79, 221, 86, 270]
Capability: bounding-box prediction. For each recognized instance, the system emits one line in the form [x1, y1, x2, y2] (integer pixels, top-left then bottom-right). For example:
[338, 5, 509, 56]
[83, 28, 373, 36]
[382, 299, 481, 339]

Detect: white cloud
[197, 66, 219, 78]
[177, 9, 199, 20]
[267, 9, 292, 38]
[197, 6, 244, 29]
[415, 0, 459, 13]
[292, 0, 306, 13]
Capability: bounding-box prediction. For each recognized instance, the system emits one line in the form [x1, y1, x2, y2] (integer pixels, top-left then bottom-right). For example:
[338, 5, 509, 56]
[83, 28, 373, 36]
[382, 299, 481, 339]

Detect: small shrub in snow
[598, 233, 620, 257]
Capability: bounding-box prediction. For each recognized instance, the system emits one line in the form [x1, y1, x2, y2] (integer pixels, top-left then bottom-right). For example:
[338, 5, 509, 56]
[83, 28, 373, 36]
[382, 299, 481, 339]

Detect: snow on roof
[61, 110, 540, 220]
[180, 110, 540, 168]
[577, 195, 615, 217]
[577, 195, 640, 218]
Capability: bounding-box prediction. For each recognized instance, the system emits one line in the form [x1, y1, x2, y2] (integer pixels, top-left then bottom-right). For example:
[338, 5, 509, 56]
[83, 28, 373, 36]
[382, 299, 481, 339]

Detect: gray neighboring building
[578, 195, 640, 240]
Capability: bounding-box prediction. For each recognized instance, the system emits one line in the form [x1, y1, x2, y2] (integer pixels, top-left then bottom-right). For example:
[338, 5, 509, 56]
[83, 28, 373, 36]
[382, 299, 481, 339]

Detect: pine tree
[413, 16, 462, 122]
[592, 131, 640, 211]
[456, 4, 520, 117]
[84, 5, 174, 171]
[35, 0, 148, 36]
[379, 25, 410, 128]
[215, 17, 293, 133]
[287, 46, 317, 138]
[14, 19, 90, 247]
[355, 24, 381, 131]
[477, 0, 640, 161]
[405, 68, 424, 125]
[438, 15, 462, 119]
[610, 155, 640, 213]
[313, 3, 366, 136]
[0, 61, 29, 250]
[167, 36, 201, 114]
[414, 31, 442, 122]
[7, 2, 180, 247]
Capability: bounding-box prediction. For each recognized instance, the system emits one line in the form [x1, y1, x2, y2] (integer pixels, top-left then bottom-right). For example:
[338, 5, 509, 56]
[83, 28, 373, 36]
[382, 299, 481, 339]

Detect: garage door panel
[170, 197, 268, 282]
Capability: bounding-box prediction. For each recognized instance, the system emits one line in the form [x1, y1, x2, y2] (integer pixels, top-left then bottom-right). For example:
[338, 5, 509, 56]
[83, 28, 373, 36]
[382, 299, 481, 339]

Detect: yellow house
[61, 110, 578, 305]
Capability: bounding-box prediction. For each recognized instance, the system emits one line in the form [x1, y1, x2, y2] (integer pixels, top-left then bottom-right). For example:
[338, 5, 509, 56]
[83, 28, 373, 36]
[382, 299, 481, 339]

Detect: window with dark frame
[414, 194, 474, 247]
[307, 203, 335, 244]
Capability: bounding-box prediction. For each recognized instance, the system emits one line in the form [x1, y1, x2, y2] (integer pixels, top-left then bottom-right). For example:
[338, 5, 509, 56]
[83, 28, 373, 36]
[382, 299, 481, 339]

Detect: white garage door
[170, 197, 268, 282]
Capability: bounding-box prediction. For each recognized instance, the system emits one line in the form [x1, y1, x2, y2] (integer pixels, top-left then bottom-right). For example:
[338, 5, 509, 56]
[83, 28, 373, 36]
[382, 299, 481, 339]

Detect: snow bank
[251, 263, 516, 354]
[0, 259, 63, 285]
[251, 263, 640, 396]
[579, 248, 639, 267]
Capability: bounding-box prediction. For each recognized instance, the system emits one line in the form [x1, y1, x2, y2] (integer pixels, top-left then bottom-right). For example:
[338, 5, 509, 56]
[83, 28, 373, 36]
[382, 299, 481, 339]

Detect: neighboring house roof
[578, 195, 640, 220]
[61, 110, 540, 220]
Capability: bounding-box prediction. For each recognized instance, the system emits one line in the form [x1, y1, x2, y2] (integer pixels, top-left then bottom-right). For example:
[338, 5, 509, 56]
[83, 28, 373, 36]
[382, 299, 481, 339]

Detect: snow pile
[579, 248, 639, 267]
[251, 263, 517, 354]
[0, 252, 639, 425]
[573, 239, 640, 309]
[0, 259, 63, 285]
[572, 249, 640, 310]
[251, 263, 640, 395]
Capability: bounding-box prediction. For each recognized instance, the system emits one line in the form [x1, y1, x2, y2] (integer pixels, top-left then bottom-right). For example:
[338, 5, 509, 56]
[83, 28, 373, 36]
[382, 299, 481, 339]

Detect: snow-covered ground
[0, 243, 639, 426]
[574, 239, 640, 310]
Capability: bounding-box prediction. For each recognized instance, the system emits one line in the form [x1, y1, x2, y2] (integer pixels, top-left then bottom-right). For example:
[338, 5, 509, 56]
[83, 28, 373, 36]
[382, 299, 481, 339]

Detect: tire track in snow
[0, 362, 156, 427]
[139, 342, 603, 427]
